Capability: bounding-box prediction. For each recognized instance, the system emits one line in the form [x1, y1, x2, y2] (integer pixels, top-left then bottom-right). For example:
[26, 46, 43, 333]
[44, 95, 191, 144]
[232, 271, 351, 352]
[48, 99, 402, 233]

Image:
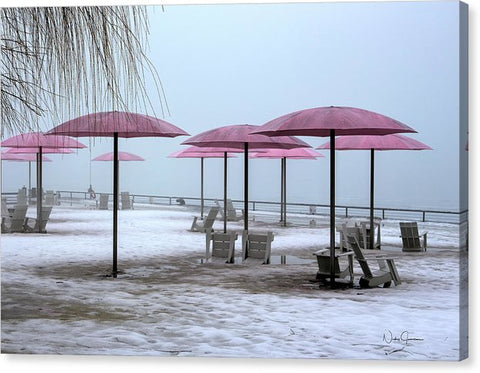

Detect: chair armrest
[337, 251, 355, 257]
[314, 249, 354, 257]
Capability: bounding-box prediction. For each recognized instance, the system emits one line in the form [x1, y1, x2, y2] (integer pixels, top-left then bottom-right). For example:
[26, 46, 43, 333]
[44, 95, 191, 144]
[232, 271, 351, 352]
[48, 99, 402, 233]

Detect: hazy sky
[1, 1, 468, 212]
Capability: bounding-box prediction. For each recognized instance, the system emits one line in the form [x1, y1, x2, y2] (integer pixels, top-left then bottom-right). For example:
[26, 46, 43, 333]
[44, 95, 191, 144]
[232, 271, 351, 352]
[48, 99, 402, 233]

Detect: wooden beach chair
[215, 199, 244, 222]
[2, 198, 10, 218]
[241, 230, 274, 264]
[121, 192, 133, 210]
[98, 193, 109, 210]
[205, 228, 238, 263]
[24, 206, 53, 233]
[44, 190, 56, 206]
[190, 207, 219, 233]
[399, 222, 427, 252]
[313, 248, 354, 286]
[344, 227, 401, 288]
[358, 218, 382, 250]
[17, 187, 27, 205]
[1, 204, 28, 233]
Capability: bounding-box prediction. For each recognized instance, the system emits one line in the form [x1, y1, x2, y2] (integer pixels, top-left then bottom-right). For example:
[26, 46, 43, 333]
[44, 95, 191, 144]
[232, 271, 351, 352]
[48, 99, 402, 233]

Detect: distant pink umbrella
[6, 147, 75, 154]
[252, 148, 324, 226]
[253, 106, 416, 287]
[92, 151, 145, 162]
[318, 134, 431, 250]
[2, 132, 87, 233]
[2, 152, 52, 162]
[2, 152, 51, 197]
[183, 124, 311, 232]
[169, 146, 240, 219]
[4, 147, 76, 203]
[47, 111, 189, 277]
[2, 152, 52, 199]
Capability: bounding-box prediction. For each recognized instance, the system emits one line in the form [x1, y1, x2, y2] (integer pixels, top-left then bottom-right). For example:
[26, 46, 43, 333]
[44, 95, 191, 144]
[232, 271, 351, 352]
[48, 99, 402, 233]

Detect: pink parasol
[2, 132, 86, 233]
[252, 106, 417, 287]
[183, 124, 311, 232]
[6, 147, 75, 154]
[318, 134, 431, 250]
[46, 111, 189, 138]
[251, 148, 324, 226]
[169, 146, 239, 219]
[92, 151, 145, 162]
[47, 111, 189, 277]
[2, 152, 52, 162]
[1, 132, 87, 148]
[4, 147, 77, 205]
[251, 148, 323, 159]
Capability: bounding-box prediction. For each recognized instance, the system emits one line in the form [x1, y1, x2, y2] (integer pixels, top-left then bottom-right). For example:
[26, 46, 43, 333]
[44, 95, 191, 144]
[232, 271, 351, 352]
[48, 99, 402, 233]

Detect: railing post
[70, 192, 73, 206]
[253, 201, 256, 211]
[382, 209, 385, 220]
[345, 207, 348, 218]
[423, 211, 426, 222]
[169, 197, 172, 205]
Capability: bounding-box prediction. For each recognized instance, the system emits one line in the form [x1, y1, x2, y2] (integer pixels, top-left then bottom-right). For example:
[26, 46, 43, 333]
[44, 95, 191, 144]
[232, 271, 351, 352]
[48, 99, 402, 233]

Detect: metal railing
[2, 190, 467, 225]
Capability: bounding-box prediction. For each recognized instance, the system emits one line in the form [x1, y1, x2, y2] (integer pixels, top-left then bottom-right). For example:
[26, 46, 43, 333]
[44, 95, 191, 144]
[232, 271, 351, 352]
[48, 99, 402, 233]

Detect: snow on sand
[1, 204, 467, 360]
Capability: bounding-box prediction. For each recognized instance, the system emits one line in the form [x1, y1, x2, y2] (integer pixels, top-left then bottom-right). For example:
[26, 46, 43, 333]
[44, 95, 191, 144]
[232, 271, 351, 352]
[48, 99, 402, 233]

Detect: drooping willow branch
[1, 6, 168, 137]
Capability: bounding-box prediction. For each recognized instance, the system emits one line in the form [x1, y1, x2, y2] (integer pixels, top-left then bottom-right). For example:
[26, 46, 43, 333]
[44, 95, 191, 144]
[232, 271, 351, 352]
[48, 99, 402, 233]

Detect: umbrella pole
[37, 146, 43, 233]
[223, 152, 227, 233]
[329, 130, 336, 287]
[280, 159, 284, 222]
[28, 161, 31, 205]
[283, 157, 287, 227]
[369, 149, 375, 250]
[244, 142, 249, 231]
[201, 157, 204, 220]
[113, 133, 119, 277]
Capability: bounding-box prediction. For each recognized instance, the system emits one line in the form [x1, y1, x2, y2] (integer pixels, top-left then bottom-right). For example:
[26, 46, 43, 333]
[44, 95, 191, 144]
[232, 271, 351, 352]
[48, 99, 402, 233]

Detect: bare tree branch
[1, 6, 167, 137]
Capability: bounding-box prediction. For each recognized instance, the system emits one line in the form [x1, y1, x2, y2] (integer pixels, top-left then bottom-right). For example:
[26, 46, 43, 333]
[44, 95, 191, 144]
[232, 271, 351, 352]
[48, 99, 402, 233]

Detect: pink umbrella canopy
[5, 147, 75, 154]
[1, 132, 87, 149]
[2, 152, 52, 162]
[317, 134, 432, 151]
[182, 124, 312, 232]
[251, 148, 324, 159]
[182, 124, 310, 149]
[169, 145, 242, 158]
[252, 106, 418, 287]
[169, 150, 236, 158]
[318, 134, 431, 250]
[47, 111, 189, 277]
[252, 106, 417, 137]
[47, 111, 189, 138]
[92, 151, 145, 162]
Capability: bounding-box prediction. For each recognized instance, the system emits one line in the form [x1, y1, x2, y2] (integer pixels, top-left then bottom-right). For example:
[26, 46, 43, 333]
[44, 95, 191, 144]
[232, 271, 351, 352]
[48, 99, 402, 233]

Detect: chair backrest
[242, 231, 274, 263]
[99, 194, 109, 209]
[214, 199, 225, 217]
[44, 190, 55, 206]
[1, 198, 9, 218]
[17, 188, 27, 205]
[344, 226, 373, 278]
[35, 206, 53, 231]
[121, 192, 132, 209]
[399, 222, 421, 248]
[10, 204, 29, 232]
[226, 199, 238, 218]
[204, 207, 219, 228]
[206, 229, 237, 263]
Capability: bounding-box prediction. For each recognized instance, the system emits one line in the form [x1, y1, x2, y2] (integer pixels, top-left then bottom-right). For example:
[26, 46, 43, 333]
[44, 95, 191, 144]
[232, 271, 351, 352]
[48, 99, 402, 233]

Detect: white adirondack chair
[241, 230, 274, 264]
